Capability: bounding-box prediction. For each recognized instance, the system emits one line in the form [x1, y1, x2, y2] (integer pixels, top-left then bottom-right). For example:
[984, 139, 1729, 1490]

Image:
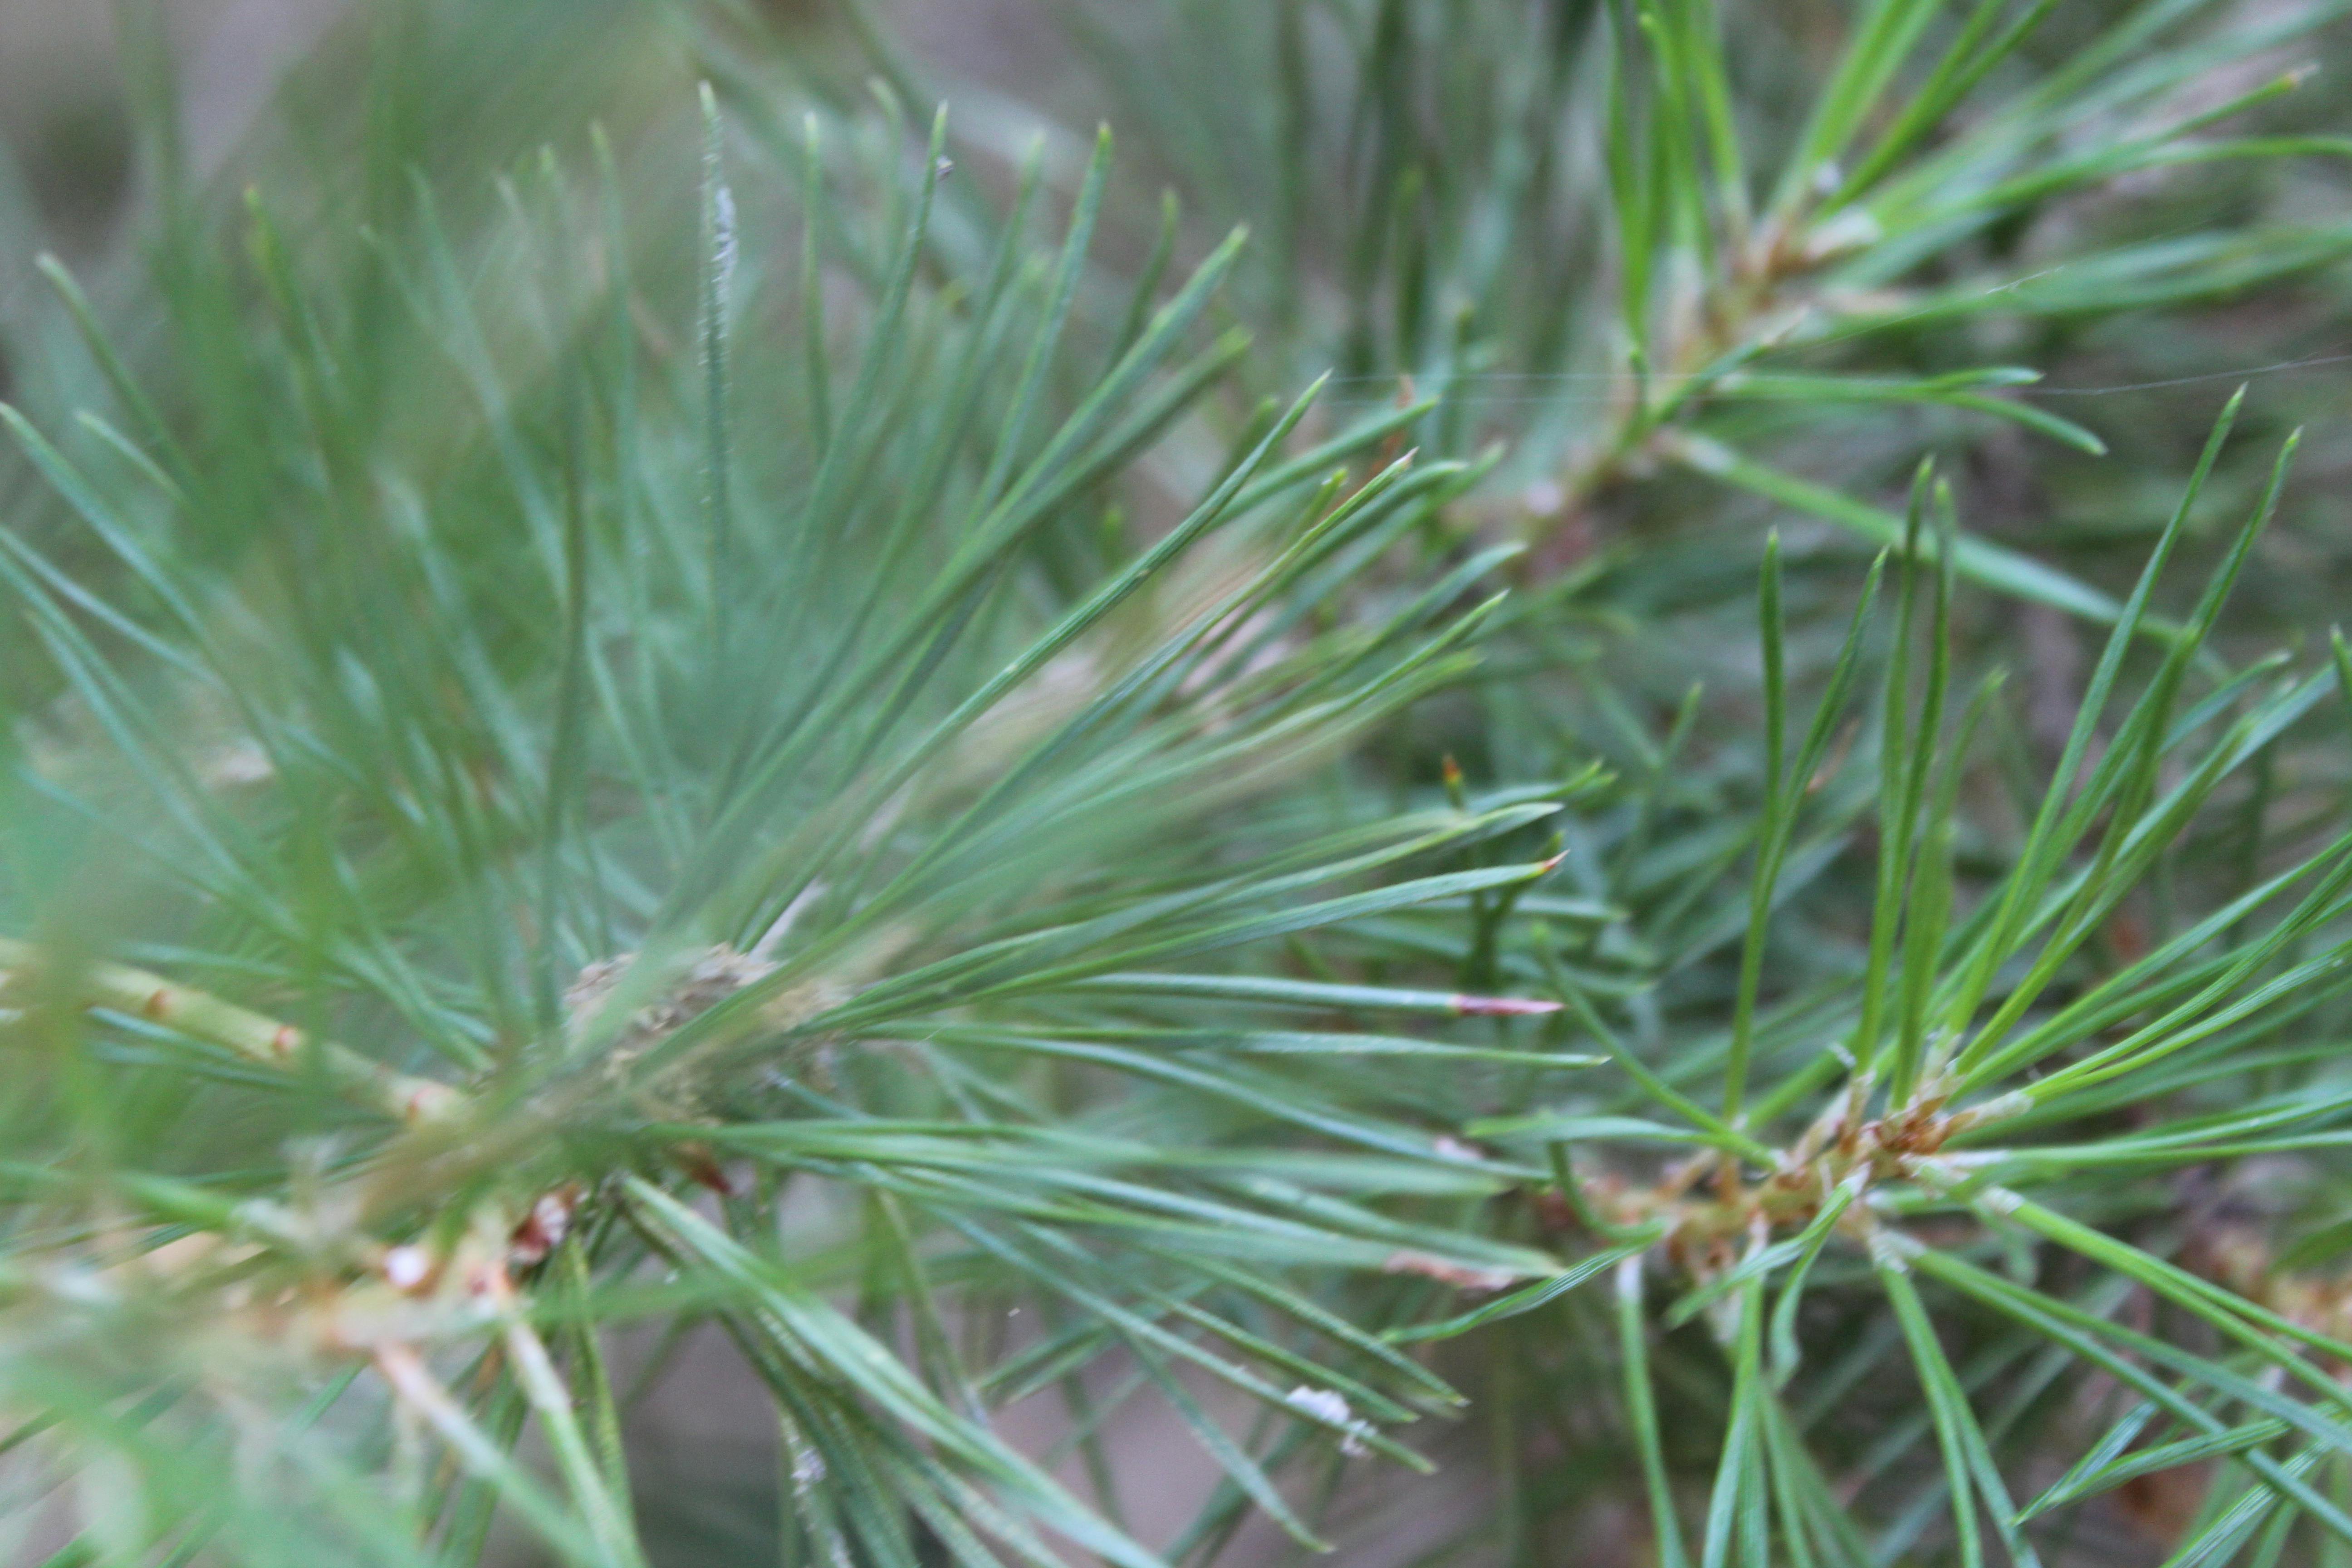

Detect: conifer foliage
[4, 1, 2352, 1564]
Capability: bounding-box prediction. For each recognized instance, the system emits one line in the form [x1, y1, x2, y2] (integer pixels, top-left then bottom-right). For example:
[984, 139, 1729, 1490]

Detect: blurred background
[0, 0, 339, 245]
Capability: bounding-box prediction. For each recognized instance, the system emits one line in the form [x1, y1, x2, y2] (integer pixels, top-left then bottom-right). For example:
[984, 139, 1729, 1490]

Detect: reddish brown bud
[1382, 1250, 1515, 1291]
[1451, 994, 1563, 1017]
